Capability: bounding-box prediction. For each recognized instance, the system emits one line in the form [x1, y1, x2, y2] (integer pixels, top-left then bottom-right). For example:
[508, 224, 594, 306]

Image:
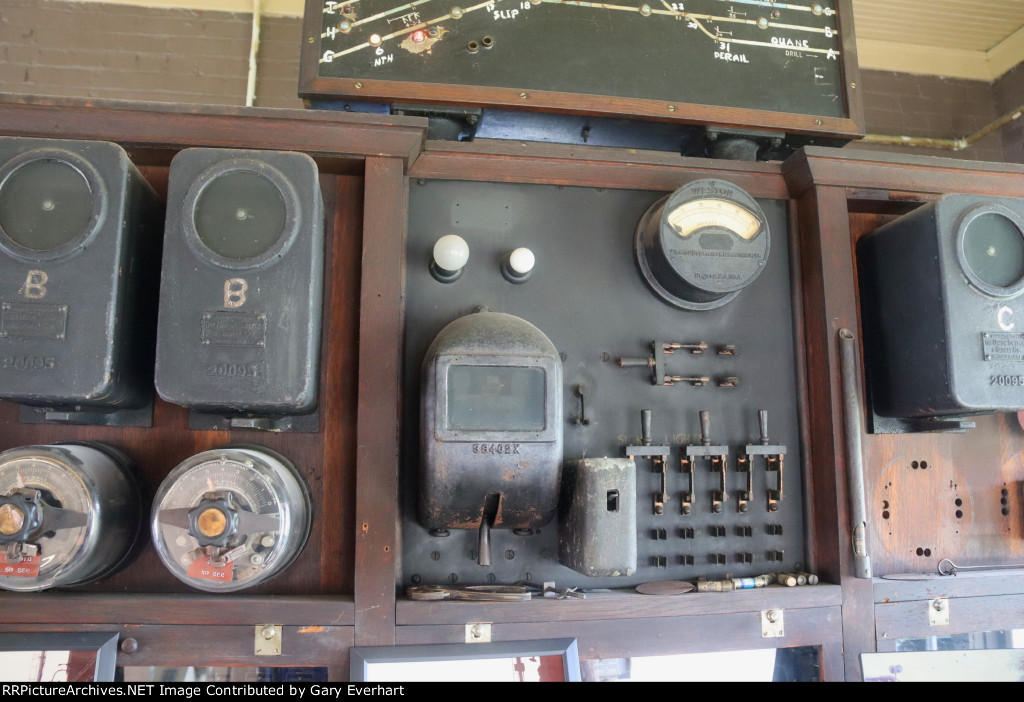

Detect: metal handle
[641, 409, 652, 446]
[478, 519, 492, 567]
[839, 328, 871, 579]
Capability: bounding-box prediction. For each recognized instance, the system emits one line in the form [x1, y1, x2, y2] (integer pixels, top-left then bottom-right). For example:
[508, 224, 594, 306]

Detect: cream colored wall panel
[854, 0, 1024, 52]
[66, 0, 304, 18]
[857, 39, 994, 80]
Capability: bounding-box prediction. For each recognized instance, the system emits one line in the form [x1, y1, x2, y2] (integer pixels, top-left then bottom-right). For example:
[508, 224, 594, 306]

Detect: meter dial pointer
[157, 503, 280, 535]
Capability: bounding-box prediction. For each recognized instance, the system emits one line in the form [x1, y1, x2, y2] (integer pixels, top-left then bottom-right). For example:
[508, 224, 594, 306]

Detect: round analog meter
[0, 443, 143, 592]
[635, 179, 770, 310]
[151, 446, 310, 593]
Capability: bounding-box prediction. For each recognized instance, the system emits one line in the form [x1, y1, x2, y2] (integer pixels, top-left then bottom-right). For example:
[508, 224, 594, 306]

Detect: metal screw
[355, 82, 363, 89]
[668, 105, 676, 112]
[120, 638, 139, 654]
[520, 93, 528, 99]
[470, 624, 485, 639]
[933, 600, 945, 612]
[504, 549, 515, 560]
[250, 553, 265, 565]
[851, 82, 857, 89]
[766, 610, 779, 623]
[307, 37, 314, 44]
[815, 119, 823, 125]
[261, 625, 277, 640]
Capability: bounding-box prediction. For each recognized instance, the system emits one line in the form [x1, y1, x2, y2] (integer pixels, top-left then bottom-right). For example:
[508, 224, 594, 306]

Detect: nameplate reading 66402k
[201, 310, 267, 348]
[0, 302, 67, 340]
[984, 332, 1024, 362]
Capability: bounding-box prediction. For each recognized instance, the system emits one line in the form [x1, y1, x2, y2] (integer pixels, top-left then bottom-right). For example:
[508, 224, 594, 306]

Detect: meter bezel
[955, 202, 1024, 298]
[0, 148, 107, 264]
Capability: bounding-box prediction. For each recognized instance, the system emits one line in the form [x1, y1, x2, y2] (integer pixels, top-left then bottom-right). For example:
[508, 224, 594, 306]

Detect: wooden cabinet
[1, 96, 1022, 682]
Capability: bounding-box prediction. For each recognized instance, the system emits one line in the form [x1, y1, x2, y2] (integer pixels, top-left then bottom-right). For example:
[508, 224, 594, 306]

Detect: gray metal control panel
[402, 179, 804, 588]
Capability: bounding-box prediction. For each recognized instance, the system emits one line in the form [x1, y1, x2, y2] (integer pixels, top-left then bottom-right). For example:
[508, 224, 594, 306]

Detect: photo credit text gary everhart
[1, 684, 407, 698]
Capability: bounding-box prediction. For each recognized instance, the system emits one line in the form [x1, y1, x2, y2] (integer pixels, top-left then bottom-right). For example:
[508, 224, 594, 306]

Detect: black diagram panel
[314, 0, 849, 120]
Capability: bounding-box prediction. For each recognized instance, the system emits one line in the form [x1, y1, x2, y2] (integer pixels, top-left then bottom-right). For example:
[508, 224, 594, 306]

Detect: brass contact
[0, 503, 25, 536]
[196, 508, 228, 538]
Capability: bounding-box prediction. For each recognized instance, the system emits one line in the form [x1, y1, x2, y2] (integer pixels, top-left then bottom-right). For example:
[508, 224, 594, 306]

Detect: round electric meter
[151, 446, 310, 593]
[0, 443, 143, 592]
[635, 179, 770, 310]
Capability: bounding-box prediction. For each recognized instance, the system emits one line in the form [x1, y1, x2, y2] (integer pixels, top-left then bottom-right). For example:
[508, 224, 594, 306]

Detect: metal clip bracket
[466, 622, 492, 643]
[761, 609, 785, 638]
[255, 624, 282, 656]
[929, 598, 949, 626]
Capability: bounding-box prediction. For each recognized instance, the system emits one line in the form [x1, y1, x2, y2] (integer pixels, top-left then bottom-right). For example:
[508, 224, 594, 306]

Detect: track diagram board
[308, 0, 854, 129]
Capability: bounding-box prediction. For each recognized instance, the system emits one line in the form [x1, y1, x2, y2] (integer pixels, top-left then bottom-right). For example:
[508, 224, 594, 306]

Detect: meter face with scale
[635, 178, 771, 311]
[151, 447, 311, 593]
[420, 310, 563, 531]
[0, 443, 143, 592]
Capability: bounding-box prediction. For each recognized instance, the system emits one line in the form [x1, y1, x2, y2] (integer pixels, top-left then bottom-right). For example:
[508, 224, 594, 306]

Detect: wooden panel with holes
[850, 209, 1024, 576]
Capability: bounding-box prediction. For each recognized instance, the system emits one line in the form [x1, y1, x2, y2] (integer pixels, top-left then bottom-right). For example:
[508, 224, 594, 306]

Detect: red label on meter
[1, 554, 40, 578]
[187, 556, 234, 582]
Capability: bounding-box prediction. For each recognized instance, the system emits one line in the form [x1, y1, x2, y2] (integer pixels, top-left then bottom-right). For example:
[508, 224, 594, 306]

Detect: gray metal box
[0, 137, 163, 411]
[155, 148, 324, 416]
[559, 457, 637, 577]
[858, 195, 1024, 418]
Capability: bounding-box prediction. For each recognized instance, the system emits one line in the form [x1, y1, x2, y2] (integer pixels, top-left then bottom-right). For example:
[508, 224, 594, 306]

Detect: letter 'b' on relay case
[0, 137, 163, 426]
[154, 148, 325, 430]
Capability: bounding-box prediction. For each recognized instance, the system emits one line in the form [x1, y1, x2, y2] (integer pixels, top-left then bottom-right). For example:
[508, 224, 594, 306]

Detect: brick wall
[846, 69, 1006, 162]
[0, 0, 1018, 162]
[0, 0, 303, 109]
[994, 65, 1024, 164]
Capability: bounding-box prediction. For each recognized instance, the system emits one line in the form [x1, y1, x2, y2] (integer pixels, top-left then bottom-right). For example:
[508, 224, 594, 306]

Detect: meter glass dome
[151, 447, 311, 593]
[962, 212, 1024, 289]
[193, 171, 287, 261]
[0, 159, 95, 251]
[0, 443, 143, 592]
